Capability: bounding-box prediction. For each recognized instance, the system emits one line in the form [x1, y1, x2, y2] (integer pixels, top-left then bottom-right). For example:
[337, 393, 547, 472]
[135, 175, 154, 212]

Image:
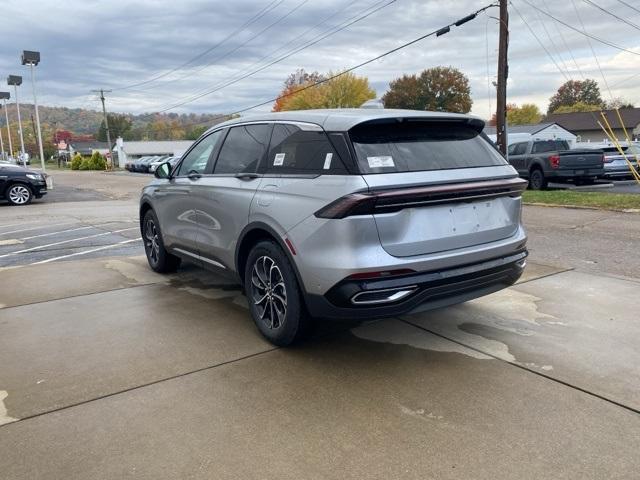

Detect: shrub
[89, 151, 107, 170]
[79, 158, 92, 170]
[70, 153, 83, 170]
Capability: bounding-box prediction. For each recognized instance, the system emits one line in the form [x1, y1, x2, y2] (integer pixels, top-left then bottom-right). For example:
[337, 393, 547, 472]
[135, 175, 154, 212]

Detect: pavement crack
[398, 317, 640, 417]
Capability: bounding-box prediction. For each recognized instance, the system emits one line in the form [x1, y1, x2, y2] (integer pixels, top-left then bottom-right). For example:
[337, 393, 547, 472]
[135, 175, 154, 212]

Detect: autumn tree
[273, 69, 323, 112]
[605, 98, 635, 110]
[507, 103, 542, 125]
[382, 67, 472, 113]
[548, 79, 603, 114]
[274, 71, 375, 111]
[97, 114, 132, 141]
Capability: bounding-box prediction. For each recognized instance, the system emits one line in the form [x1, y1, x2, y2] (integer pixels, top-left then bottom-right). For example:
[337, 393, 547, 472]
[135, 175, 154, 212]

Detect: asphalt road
[0, 170, 638, 479]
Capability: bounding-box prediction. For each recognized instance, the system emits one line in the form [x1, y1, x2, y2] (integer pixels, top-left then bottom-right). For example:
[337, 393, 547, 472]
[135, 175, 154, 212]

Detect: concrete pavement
[1, 170, 639, 479]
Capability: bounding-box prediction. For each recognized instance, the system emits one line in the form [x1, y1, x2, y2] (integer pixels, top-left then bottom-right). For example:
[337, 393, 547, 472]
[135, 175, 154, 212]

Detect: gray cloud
[1, 0, 638, 119]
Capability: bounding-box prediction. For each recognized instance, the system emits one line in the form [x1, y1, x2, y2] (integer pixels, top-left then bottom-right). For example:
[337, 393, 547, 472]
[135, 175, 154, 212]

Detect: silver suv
[140, 109, 527, 346]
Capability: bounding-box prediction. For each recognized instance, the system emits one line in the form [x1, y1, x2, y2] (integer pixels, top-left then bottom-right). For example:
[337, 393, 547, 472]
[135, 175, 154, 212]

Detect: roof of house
[482, 122, 564, 136]
[120, 140, 194, 155]
[546, 108, 640, 131]
[71, 141, 108, 151]
[207, 108, 483, 134]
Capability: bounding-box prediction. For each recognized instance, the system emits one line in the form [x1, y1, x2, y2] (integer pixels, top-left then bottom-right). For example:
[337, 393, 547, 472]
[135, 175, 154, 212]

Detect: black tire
[529, 168, 548, 190]
[244, 240, 310, 346]
[142, 209, 181, 273]
[6, 183, 33, 206]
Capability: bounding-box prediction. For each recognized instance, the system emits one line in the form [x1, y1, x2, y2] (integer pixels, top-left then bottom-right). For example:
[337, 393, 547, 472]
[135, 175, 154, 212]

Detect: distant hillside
[0, 103, 229, 139]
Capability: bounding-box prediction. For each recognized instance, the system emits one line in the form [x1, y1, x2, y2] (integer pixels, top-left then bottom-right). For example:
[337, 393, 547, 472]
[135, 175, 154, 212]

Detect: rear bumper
[549, 168, 604, 179]
[304, 250, 527, 320]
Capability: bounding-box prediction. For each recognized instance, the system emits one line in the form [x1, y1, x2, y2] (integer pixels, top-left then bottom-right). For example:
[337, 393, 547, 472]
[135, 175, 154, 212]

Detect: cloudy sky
[1, 0, 638, 120]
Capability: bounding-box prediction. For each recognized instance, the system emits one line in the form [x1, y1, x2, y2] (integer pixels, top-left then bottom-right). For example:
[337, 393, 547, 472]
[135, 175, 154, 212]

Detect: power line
[541, 0, 584, 78]
[112, 0, 284, 91]
[519, 0, 640, 57]
[510, 2, 570, 81]
[615, 0, 640, 15]
[153, 2, 500, 133]
[152, 0, 399, 113]
[570, 0, 613, 101]
[581, 0, 640, 32]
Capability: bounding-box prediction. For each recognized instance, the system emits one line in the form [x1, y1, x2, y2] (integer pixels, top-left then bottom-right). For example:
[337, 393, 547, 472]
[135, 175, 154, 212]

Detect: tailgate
[559, 150, 603, 169]
[362, 168, 525, 257]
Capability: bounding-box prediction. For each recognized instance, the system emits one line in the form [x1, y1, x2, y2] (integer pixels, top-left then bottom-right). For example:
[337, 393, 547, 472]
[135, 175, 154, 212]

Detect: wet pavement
[0, 170, 639, 479]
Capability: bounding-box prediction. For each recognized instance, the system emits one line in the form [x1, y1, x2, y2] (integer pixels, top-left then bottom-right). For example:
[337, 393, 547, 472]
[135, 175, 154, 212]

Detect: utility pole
[496, 0, 509, 156]
[93, 89, 114, 169]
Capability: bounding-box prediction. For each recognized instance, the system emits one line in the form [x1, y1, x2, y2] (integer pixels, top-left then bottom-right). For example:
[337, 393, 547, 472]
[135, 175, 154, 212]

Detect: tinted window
[512, 142, 528, 155]
[532, 140, 570, 153]
[266, 124, 345, 174]
[350, 121, 507, 173]
[214, 124, 271, 174]
[175, 131, 222, 176]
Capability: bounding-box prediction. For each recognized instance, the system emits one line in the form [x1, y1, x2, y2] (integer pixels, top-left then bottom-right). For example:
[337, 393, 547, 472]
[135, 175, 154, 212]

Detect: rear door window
[350, 120, 507, 174]
[214, 124, 271, 174]
[265, 124, 346, 174]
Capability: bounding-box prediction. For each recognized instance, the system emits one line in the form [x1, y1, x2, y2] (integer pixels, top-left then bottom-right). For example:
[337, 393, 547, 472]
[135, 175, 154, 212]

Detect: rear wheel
[142, 210, 181, 273]
[245, 240, 309, 346]
[6, 183, 33, 205]
[529, 168, 548, 190]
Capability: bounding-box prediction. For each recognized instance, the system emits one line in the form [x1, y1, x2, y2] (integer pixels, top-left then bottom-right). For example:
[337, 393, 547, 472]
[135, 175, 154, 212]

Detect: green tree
[275, 71, 375, 111]
[507, 103, 542, 125]
[97, 114, 133, 141]
[70, 153, 83, 170]
[604, 98, 635, 110]
[383, 67, 472, 113]
[552, 102, 602, 114]
[185, 125, 208, 140]
[548, 79, 603, 114]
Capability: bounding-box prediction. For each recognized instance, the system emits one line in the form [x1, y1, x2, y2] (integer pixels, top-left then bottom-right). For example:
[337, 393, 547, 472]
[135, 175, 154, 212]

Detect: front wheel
[529, 169, 548, 190]
[245, 240, 310, 346]
[6, 183, 33, 205]
[142, 210, 181, 273]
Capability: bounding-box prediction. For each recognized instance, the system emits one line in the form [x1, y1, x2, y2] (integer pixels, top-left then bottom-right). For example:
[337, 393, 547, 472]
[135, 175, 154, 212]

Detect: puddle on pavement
[0, 391, 18, 426]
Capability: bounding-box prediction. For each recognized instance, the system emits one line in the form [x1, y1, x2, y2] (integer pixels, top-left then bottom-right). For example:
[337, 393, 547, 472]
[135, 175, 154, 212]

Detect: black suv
[0, 162, 47, 205]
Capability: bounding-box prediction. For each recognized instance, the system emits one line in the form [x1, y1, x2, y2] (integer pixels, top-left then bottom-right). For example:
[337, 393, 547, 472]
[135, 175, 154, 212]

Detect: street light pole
[0, 115, 4, 161]
[92, 88, 114, 169]
[22, 51, 46, 171]
[0, 94, 13, 159]
[7, 76, 26, 166]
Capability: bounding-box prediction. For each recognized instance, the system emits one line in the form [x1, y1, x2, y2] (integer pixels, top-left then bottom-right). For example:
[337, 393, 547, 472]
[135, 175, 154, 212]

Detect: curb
[523, 202, 640, 214]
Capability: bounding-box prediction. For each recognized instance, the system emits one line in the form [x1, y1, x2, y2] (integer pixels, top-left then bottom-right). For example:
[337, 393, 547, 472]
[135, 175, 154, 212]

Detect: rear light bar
[549, 155, 560, 169]
[603, 154, 613, 163]
[315, 177, 528, 219]
[347, 268, 416, 280]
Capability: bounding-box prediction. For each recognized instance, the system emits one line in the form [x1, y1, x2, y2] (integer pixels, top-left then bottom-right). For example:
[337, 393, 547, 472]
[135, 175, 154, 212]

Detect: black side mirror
[154, 161, 172, 179]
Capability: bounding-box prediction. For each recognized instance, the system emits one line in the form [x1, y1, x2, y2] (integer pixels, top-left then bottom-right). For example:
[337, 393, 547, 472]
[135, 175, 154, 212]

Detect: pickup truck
[507, 139, 604, 190]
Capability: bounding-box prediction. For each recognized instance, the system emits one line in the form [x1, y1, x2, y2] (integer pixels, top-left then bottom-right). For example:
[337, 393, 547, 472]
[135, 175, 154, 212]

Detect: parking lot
[1, 170, 640, 479]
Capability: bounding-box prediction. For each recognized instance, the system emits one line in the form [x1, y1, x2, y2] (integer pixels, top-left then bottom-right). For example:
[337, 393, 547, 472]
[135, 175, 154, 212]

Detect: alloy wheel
[8, 185, 31, 205]
[144, 218, 160, 265]
[250, 255, 287, 330]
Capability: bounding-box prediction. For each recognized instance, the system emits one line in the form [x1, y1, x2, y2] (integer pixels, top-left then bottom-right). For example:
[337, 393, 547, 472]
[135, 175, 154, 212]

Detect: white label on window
[273, 153, 286, 166]
[323, 153, 333, 170]
[367, 156, 394, 168]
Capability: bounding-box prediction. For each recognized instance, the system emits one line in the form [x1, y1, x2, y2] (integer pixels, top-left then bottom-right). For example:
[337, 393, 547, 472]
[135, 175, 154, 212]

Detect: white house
[114, 139, 193, 168]
[484, 122, 577, 147]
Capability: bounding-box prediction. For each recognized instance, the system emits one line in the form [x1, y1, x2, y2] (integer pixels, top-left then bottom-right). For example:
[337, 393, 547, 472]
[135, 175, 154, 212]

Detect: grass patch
[523, 190, 640, 210]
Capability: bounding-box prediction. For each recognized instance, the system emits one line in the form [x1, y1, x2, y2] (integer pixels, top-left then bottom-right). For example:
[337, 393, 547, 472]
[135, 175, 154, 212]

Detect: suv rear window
[349, 120, 506, 174]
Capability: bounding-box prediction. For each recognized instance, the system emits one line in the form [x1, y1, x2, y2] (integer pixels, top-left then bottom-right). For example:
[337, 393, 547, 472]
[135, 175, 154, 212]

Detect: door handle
[188, 171, 202, 180]
[235, 173, 260, 180]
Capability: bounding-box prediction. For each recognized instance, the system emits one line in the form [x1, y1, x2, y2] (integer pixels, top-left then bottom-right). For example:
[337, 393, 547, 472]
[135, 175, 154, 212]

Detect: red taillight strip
[315, 177, 527, 219]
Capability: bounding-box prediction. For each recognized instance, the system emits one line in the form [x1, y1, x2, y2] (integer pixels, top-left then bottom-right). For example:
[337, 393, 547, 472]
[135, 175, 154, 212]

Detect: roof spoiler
[349, 115, 485, 133]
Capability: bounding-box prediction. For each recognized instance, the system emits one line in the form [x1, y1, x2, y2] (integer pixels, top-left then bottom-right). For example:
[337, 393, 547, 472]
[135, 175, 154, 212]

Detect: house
[546, 108, 640, 143]
[484, 122, 577, 146]
[70, 140, 110, 156]
[113, 139, 193, 168]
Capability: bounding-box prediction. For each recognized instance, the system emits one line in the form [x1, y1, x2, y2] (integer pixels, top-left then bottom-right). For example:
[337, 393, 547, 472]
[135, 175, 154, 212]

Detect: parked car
[149, 156, 171, 174]
[140, 109, 528, 346]
[0, 162, 47, 205]
[507, 139, 604, 189]
[130, 156, 152, 172]
[144, 156, 170, 173]
[601, 145, 639, 179]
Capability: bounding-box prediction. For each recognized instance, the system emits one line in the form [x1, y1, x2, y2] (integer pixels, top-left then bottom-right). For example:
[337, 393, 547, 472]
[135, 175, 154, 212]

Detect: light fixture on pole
[7, 75, 26, 166]
[0, 92, 12, 161]
[22, 50, 46, 171]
